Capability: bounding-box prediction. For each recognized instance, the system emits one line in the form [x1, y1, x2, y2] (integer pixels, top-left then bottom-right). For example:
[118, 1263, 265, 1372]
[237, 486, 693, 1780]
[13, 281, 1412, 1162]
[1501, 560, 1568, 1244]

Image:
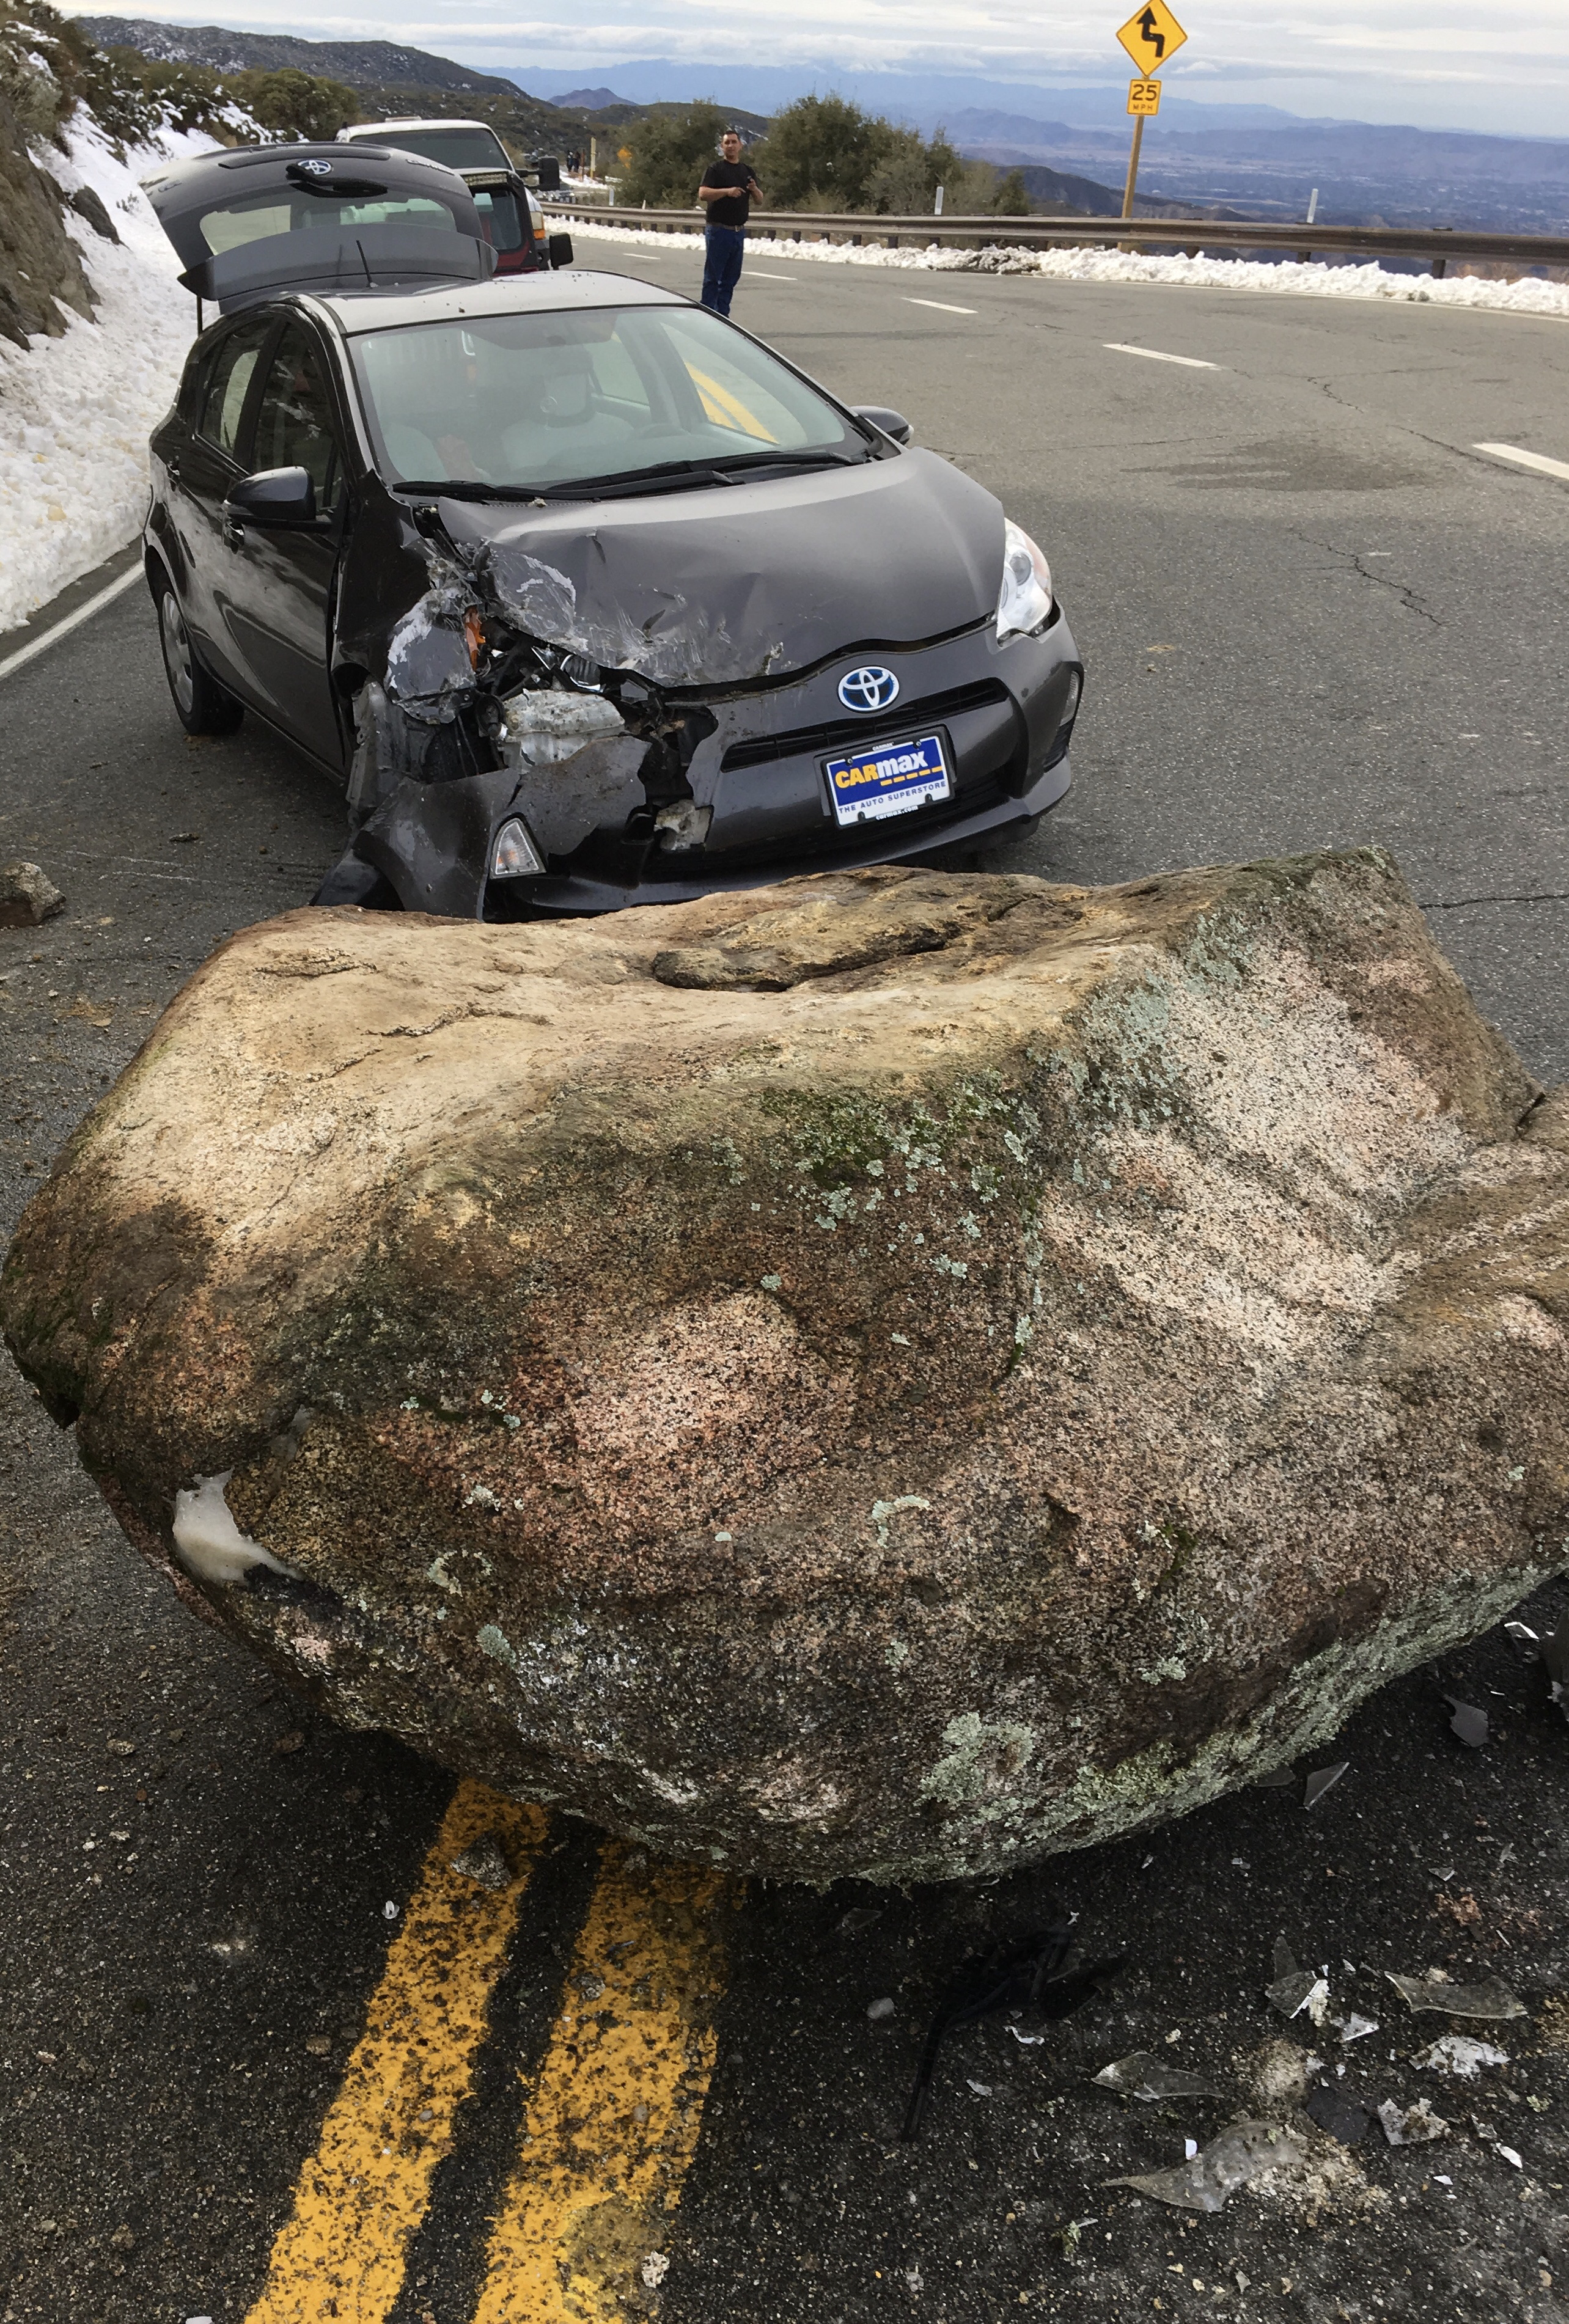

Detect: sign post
[1115, 2, 1186, 219]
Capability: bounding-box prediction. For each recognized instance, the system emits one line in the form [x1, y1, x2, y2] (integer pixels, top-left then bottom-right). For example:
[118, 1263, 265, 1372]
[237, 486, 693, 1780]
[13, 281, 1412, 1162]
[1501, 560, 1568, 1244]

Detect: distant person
[697, 128, 762, 317]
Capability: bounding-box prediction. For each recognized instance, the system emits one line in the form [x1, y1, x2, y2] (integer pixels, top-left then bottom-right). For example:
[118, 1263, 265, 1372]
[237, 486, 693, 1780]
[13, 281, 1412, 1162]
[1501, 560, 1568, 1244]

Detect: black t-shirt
[700, 158, 757, 230]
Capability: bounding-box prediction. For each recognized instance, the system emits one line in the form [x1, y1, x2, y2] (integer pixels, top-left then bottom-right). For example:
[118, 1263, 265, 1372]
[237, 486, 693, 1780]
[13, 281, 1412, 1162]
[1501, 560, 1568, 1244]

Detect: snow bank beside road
[568, 216, 1569, 323]
[0, 117, 211, 636]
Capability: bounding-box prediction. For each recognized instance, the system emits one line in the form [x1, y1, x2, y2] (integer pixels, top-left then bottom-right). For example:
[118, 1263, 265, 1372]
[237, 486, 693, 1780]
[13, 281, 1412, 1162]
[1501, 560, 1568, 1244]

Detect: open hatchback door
[141, 141, 499, 313]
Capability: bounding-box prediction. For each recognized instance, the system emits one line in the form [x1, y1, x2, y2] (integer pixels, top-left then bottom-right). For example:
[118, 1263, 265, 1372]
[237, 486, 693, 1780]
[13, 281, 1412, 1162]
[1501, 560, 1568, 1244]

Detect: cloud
[56, 0, 1569, 134]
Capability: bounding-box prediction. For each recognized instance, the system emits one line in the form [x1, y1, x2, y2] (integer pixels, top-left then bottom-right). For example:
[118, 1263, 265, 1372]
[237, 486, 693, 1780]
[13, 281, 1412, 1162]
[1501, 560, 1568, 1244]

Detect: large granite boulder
[4, 851, 1567, 1882]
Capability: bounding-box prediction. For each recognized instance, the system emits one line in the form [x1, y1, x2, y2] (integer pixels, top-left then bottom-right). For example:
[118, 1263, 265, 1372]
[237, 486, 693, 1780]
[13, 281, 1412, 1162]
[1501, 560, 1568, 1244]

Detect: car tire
[154, 573, 243, 736]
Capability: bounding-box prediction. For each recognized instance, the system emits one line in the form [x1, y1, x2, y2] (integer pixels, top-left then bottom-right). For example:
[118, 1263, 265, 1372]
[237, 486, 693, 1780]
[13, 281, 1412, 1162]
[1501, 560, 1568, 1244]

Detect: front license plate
[824, 731, 952, 827]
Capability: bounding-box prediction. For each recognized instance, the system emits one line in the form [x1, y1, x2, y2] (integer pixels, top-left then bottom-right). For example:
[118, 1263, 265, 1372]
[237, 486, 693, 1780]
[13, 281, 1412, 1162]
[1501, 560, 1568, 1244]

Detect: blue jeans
[701, 225, 746, 316]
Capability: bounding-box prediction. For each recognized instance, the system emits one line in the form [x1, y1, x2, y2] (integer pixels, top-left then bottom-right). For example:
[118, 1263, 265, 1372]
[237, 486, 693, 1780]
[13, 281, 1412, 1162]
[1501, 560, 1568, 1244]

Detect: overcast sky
[69, 0, 1564, 136]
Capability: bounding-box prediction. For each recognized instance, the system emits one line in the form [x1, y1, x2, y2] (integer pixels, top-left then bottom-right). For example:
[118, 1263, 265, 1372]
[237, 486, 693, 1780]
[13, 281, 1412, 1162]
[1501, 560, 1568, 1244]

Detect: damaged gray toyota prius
[142, 144, 1083, 916]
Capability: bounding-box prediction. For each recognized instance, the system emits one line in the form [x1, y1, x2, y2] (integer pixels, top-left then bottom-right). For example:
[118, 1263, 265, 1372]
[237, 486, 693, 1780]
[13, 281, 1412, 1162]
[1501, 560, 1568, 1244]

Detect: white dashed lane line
[903, 296, 979, 316]
[1474, 441, 1569, 483]
[1104, 342, 1221, 369]
[747, 269, 799, 281]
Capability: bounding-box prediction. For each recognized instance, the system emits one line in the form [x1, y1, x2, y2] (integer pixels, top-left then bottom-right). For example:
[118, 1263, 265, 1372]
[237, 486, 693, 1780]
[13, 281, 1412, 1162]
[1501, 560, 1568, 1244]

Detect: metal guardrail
[556, 200, 1569, 277]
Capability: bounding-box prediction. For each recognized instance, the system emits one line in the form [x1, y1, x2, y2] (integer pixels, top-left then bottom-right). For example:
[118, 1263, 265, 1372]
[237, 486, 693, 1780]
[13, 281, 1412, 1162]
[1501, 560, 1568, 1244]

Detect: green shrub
[619, 100, 731, 210]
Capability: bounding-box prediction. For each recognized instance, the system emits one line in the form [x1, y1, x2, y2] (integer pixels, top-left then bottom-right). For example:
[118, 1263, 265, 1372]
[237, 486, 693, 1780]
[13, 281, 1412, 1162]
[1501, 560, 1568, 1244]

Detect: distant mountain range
[73, 23, 1569, 233]
[550, 87, 630, 112]
[76, 17, 521, 93]
[513, 58, 1569, 230]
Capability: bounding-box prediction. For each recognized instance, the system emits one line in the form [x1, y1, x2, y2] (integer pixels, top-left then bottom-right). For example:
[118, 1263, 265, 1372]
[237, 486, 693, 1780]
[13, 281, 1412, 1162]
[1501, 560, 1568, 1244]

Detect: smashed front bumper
[331, 610, 1082, 920]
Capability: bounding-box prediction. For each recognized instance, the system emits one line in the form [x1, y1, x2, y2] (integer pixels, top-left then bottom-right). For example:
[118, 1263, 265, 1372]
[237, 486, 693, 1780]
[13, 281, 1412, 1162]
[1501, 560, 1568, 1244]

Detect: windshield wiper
[392, 447, 865, 508]
[707, 448, 865, 474]
[394, 479, 549, 502]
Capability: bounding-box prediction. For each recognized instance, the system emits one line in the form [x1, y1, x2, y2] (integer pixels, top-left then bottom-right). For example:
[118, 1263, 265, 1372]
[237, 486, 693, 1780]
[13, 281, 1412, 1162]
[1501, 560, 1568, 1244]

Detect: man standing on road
[697, 128, 762, 317]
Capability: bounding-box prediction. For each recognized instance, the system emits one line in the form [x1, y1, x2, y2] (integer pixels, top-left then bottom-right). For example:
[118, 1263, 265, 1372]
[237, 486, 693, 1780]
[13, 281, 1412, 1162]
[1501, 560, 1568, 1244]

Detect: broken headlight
[996, 519, 1054, 644]
[491, 817, 545, 878]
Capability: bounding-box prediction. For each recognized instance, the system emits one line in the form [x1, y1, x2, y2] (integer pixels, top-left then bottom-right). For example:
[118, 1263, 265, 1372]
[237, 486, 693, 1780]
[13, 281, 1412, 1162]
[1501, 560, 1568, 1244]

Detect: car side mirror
[852, 405, 913, 445]
[534, 155, 562, 192]
[224, 466, 317, 527]
[547, 232, 574, 270]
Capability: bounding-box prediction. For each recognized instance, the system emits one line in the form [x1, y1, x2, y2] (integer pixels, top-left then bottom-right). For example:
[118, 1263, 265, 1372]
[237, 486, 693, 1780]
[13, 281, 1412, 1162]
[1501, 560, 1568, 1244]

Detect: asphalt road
[2, 257, 1568, 2324]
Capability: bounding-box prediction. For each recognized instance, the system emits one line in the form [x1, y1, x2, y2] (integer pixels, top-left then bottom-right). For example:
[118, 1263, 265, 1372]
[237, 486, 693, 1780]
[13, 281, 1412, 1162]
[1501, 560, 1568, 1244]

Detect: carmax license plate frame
[822, 729, 952, 827]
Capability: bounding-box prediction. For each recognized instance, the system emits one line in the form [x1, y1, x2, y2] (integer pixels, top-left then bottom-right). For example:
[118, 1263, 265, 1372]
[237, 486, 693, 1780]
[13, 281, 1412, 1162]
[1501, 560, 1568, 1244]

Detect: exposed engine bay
[333, 516, 732, 916]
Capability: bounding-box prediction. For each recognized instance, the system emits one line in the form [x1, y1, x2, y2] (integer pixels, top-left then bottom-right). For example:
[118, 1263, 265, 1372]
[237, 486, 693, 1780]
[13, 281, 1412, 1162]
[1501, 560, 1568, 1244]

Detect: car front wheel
[155, 573, 242, 736]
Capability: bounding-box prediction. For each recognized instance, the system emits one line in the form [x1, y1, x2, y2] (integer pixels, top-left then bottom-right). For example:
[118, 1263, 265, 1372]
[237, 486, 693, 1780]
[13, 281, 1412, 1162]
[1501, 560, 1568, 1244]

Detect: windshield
[367, 125, 512, 171]
[196, 186, 463, 255]
[350, 304, 866, 494]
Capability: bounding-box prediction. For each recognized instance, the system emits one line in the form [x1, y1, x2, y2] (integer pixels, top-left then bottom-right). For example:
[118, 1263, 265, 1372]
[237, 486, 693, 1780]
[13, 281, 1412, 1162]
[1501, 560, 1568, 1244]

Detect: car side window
[253, 324, 344, 515]
[197, 316, 273, 459]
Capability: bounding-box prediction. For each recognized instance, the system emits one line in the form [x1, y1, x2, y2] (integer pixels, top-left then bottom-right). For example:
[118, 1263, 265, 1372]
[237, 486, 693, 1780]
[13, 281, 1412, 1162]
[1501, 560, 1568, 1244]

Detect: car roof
[313, 268, 686, 335]
[342, 117, 497, 136]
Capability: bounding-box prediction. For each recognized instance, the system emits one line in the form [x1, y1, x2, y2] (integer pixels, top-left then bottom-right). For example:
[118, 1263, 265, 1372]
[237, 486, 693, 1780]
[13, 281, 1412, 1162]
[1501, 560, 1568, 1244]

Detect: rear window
[196, 187, 463, 255]
[350, 304, 860, 494]
[364, 125, 512, 171]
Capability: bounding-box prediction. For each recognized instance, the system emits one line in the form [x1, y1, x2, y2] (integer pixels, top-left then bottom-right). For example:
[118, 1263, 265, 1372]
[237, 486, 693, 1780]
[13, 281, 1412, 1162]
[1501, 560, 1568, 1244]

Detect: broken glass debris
[1412, 2035, 1510, 2077]
[1303, 1763, 1349, 1808]
[1445, 1697, 1489, 1748]
[1504, 1620, 1569, 1721]
[1092, 2051, 1227, 2102]
[1108, 2121, 1304, 2213]
[1266, 1941, 1328, 2023]
[1384, 1973, 1527, 2021]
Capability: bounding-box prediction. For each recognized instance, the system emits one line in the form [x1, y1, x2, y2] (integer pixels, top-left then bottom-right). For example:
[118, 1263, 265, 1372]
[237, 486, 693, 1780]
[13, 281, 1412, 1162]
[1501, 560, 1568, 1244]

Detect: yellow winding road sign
[1117, 0, 1188, 75]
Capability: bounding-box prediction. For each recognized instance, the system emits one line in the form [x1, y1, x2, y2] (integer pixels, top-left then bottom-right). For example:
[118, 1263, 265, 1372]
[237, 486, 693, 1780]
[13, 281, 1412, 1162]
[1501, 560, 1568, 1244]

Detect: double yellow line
[246, 1781, 733, 2323]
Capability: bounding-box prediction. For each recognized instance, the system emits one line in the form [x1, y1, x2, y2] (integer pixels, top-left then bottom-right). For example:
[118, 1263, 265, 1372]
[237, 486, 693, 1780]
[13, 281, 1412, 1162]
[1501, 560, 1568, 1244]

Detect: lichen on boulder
[4, 849, 1567, 1882]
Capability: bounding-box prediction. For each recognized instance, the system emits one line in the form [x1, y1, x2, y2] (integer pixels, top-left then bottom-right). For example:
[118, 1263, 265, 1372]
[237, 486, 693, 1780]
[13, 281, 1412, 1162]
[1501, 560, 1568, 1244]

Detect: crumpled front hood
[437, 449, 1004, 688]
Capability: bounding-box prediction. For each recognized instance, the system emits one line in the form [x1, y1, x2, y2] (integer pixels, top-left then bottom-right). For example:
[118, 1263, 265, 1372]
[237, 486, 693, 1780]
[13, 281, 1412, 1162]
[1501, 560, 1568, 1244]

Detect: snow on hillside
[568, 215, 1569, 321]
[0, 115, 216, 634]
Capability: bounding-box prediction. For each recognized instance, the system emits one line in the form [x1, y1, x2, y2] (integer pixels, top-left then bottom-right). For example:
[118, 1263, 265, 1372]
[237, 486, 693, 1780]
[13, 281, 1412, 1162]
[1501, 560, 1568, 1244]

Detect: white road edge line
[904, 296, 978, 316]
[1474, 440, 1569, 483]
[0, 562, 144, 684]
[747, 271, 798, 281]
[1104, 342, 1221, 369]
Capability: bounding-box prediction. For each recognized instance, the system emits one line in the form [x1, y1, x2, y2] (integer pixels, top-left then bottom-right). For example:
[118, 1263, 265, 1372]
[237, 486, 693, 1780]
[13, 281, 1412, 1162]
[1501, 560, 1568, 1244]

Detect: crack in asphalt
[1287, 526, 1444, 625]
[1419, 891, 1569, 909]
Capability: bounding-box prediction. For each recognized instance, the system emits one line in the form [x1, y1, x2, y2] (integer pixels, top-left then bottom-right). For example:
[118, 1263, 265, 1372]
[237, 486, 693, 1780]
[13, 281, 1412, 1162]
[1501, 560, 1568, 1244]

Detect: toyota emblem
[296, 157, 333, 175]
[837, 664, 900, 713]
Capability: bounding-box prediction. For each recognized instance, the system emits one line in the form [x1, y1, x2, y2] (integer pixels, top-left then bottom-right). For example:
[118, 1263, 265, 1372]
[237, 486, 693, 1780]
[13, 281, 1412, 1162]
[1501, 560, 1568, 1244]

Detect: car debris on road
[1505, 1618, 1569, 1721]
[1109, 2121, 1306, 2213]
[1384, 1972, 1527, 2020]
[1092, 2051, 1228, 2102]
[900, 1924, 1123, 2139]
